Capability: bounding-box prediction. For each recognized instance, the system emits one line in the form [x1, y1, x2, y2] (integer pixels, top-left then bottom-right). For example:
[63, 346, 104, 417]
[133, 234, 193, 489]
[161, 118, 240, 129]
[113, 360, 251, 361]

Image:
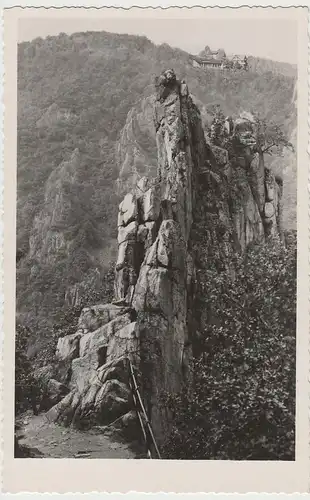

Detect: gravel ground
[16, 411, 144, 459]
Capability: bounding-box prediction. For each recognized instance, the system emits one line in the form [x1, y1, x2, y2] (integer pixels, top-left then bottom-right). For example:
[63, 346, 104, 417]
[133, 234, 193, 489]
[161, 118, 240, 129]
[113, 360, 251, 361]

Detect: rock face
[114, 69, 205, 440]
[48, 70, 284, 447]
[116, 96, 157, 196]
[39, 378, 70, 412]
[47, 301, 139, 428]
[270, 83, 297, 231]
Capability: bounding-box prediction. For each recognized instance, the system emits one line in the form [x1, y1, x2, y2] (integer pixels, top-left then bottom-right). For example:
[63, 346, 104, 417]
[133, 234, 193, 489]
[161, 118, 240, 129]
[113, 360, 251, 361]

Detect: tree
[161, 235, 296, 460]
[252, 115, 294, 156]
[206, 104, 293, 168]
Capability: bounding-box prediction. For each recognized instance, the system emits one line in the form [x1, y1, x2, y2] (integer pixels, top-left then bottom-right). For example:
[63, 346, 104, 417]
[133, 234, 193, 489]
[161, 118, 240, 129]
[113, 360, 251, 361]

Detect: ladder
[127, 359, 161, 459]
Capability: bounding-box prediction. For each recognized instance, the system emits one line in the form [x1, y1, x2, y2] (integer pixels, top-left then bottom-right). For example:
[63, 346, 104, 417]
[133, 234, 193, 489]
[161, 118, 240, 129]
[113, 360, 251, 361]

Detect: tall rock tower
[48, 70, 284, 450]
[113, 69, 206, 440]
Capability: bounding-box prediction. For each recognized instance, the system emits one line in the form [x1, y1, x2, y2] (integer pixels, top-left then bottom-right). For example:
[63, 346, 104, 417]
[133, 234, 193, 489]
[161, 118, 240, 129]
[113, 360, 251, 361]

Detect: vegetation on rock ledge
[162, 234, 296, 460]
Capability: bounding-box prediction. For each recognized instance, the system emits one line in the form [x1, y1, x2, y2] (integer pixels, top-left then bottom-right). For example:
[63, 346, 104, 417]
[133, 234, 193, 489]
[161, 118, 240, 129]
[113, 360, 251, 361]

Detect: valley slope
[17, 30, 297, 355]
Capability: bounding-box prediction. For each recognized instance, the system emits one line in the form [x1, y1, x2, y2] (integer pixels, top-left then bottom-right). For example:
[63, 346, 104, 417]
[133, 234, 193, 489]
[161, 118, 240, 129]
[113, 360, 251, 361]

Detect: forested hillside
[247, 55, 297, 78]
[17, 30, 297, 356]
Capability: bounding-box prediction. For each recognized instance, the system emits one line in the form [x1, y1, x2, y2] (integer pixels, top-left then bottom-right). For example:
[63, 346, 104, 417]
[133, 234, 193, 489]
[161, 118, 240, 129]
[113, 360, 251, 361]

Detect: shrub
[162, 235, 296, 460]
[15, 324, 41, 415]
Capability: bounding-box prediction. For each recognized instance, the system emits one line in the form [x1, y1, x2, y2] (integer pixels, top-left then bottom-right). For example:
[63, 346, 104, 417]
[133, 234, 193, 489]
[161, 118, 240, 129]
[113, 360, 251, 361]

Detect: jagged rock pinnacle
[46, 71, 284, 447]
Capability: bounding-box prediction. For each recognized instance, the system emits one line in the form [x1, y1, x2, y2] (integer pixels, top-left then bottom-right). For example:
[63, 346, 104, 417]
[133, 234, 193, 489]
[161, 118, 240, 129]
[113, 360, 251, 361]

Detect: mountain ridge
[16, 30, 297, 355]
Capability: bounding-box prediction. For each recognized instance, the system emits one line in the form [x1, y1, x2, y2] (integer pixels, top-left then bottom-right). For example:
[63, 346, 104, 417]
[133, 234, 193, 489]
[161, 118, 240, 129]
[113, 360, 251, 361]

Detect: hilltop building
[190, 45, 248, 70]
[191, 45, 226, 68]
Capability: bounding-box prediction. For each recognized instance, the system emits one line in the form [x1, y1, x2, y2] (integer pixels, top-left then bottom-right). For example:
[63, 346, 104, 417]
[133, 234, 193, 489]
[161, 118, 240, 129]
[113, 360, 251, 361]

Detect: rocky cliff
[17, 31, 296, 359]
[116, 96, 157, 195]
[270, 82, 297, 230]
[46, 70, 284, 448]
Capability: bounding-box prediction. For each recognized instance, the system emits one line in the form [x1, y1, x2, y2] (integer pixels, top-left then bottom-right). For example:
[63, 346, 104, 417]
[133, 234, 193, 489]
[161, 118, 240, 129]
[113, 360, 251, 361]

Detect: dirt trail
[16, 412, 144, 459]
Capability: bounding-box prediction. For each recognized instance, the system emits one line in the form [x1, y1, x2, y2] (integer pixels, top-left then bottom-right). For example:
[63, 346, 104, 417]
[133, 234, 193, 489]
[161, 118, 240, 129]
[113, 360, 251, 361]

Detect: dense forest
[17, 30, 297, 360]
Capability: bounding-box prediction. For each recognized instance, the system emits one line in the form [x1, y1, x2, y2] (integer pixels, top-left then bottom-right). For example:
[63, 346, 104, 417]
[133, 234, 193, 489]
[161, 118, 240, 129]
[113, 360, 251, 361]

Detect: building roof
[191, 55, 223, 65]
[199, 46, 226, 59]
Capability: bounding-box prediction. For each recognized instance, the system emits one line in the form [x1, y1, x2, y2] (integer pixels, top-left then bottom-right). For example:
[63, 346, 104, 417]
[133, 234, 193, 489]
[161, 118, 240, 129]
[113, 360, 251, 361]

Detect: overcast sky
[18, 17, 297, 64]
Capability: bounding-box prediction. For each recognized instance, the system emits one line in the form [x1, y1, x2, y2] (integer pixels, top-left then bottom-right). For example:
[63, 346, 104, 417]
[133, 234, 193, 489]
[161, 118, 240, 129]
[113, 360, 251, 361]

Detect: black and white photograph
[11, 9, 302, 467]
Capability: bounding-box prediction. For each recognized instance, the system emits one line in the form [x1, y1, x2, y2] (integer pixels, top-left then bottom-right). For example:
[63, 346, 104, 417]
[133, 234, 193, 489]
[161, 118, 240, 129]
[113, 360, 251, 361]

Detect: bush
[15, 324, 41, 415]
[162, 235, 296, 460]
[52, 262, 115, 339]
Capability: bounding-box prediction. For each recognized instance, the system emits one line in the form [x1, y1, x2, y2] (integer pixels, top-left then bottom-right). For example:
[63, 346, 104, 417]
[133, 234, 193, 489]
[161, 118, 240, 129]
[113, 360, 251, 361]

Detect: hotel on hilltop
[190, 46, 248, 70]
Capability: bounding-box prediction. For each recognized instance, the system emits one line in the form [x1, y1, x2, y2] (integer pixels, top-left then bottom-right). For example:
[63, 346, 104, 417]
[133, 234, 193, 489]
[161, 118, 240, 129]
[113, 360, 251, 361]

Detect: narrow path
[16, 411, 143, 459]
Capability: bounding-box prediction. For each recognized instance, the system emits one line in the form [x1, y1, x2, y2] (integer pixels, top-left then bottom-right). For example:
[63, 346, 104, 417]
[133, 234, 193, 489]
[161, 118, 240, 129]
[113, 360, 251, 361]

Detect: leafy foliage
[162, 234, 296, 460]
[52, 263, 115, 339]
[253, 115, 294, 155]
[247, 56, 297, 78]
[15, 324, 41, 414]
[206, 104, 293, 163]
[32, 262, 115, 367]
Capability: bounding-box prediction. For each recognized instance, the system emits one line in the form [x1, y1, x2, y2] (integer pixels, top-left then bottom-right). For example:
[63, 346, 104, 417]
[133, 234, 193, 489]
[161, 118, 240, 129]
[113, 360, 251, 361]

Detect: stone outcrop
[39, 378, 70, 412]
[47, 70, 284, 448]
[114, 69, 205, 440]
[232, 119, 284, 243]
[46, 70, 201, 441]
[47, 301, 139, 428]
[270, 83, 297, 231]
[207, 110, 284, 248]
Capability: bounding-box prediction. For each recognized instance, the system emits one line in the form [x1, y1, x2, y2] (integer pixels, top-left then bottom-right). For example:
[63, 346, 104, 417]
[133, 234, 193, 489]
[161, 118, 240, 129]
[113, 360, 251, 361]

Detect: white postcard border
[1, 5, 309, 494]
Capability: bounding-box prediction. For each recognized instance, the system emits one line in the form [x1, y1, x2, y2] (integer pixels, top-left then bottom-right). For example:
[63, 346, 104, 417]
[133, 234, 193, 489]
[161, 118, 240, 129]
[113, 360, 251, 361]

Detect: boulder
[48, 379, 70, 397]
[79, 312, 133, 358]
[71, 356, 132, 407]
[70, 352, 99, 394]
[108, 410, 140, 441]
[46, 390, 80, 425]
[48, 357, 134, 427]
[98, 356, 130, 386]
[95, 396, 130, 426]
[95, 379, 130, 413]
[55, 332, 81, 362]
[39, 378, 70, 412]
[78, 303, 130, 333]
